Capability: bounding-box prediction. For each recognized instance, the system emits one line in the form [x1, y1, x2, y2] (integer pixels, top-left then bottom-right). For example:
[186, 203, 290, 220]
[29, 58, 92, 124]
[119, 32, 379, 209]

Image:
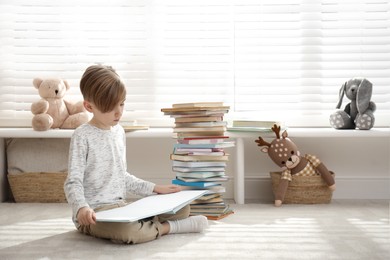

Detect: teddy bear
[31, 77, 89, 131]
[255, 124, 336, 207]
[329, 78, 376, 130]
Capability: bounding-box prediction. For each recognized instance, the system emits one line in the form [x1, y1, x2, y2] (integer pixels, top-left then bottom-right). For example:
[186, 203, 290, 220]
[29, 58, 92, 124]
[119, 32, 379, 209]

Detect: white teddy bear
[31, 78, 89, 131]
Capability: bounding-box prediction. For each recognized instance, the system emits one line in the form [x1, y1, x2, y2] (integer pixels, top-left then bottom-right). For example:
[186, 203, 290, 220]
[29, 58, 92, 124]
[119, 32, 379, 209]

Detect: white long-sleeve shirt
[64, 123, 155, 226]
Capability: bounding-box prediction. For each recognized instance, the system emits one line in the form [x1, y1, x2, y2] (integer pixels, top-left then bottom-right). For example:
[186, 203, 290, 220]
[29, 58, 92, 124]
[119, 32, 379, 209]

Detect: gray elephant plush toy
[329, 78, 376, 130]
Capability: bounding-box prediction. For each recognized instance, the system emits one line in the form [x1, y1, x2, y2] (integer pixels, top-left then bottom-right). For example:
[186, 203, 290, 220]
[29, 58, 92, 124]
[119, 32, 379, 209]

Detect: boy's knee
[178, 205, 191, 218]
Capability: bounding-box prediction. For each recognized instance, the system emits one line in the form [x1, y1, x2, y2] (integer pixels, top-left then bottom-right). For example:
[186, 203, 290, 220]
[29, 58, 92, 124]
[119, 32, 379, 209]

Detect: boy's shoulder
[113, 124, 125, 133]
[73, 123, 124, 136]
[72, 123, 96, 139]
[74, 123, 91, 133]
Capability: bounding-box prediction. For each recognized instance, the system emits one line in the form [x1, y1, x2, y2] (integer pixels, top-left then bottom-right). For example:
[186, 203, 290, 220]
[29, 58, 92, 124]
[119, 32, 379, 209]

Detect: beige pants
[78, 202, 190, 244]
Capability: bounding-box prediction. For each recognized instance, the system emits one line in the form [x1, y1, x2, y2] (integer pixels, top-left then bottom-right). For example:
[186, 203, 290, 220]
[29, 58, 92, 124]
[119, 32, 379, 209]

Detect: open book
[95, 190, 208, 222]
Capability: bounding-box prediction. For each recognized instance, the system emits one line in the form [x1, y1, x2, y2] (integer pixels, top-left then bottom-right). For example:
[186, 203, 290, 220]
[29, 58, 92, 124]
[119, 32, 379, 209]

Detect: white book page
[95, 190, 208, 222]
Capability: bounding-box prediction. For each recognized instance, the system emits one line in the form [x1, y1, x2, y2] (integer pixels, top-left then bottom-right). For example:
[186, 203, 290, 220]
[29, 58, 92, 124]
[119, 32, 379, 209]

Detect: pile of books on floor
[161, 102, 235, 220]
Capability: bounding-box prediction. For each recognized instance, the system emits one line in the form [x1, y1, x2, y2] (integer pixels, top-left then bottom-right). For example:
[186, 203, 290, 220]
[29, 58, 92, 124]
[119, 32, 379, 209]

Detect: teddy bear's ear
[33, 78, 43, 89]
[62, 79, 70, 90]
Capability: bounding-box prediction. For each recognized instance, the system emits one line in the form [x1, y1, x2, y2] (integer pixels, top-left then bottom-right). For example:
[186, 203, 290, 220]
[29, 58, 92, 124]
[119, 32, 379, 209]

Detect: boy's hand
[77, 206, 96, 225]
[154, 184, 181, 194]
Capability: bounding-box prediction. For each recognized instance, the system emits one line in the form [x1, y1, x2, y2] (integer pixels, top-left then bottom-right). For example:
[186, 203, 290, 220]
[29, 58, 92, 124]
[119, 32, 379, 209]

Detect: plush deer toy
[255, 124, 336, 207]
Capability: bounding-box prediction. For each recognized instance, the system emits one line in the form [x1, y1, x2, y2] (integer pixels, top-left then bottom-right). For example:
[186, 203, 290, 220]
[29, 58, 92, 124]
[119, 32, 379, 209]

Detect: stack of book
[161, 102, 234, 220]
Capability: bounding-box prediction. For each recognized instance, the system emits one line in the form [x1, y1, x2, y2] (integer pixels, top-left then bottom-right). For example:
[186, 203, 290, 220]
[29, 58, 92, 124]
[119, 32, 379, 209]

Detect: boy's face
[84, 100, 125, 129]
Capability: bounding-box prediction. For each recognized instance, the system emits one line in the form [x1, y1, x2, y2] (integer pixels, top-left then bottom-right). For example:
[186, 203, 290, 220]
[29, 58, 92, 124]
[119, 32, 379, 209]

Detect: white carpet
[0, 200, 389, 260]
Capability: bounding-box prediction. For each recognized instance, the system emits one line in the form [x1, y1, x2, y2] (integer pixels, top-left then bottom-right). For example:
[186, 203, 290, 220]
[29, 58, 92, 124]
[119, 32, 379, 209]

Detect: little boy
[64, 64, 208, 244]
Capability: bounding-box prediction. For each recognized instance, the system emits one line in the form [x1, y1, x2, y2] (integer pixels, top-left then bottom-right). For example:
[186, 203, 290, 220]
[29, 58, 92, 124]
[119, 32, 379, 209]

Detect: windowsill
[0, 127, 389, 138]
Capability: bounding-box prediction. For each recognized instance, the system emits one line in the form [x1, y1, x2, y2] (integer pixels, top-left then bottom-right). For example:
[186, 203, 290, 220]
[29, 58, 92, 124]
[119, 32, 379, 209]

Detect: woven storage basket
[8, 172, 67, 203]
[270, 171, 333, 204]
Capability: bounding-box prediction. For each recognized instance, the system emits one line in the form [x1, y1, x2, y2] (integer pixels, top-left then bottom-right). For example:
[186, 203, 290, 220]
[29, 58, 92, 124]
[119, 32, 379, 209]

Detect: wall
[126, 135, 390, 202]
[243, 136, 390, 201]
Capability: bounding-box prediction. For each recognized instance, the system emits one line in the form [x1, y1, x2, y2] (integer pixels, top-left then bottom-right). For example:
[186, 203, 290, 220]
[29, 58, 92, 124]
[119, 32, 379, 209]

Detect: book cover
[172, 179, 221, 188]
[172, 102, 224, 108]
[173, 132, 226, 138]
[190, 201, 226, 207]
[196, 209, 234, 220]
[191, 196, 224, 205]
[164, 110, 229, 116]
[161, 106, 230, 113]
[172, 166, 225, 172]
[174, 148, 215, 153]
[174, 142, 235, 149]
[193, 193, 221, 201]
[175, 121, 227, 128]
[95, 190, 208, 223]
[174, 116, 223, 123]
[175, 172, 225, 179]
[174, 151, 225, 156]
[173, 126, 227, 133]
[190, 205, 230, 214]
[170, 112, 226, 118]
[176, 176, 228, 183]
[179, 185, 226, 193]
[228, 120, 283, 132]
[177, 136, 229, 144]
[170, 153, 229, 162]
[172, 161, 227, 167]
[232, 120, 280, 128]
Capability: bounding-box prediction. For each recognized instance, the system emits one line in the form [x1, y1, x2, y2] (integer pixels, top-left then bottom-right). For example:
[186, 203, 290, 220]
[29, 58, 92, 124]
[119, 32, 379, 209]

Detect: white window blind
[0, 0, 389, 128]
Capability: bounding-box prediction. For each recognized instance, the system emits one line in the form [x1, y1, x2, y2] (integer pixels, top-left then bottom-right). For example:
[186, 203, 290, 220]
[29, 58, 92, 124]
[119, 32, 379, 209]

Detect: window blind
[0, 0, 389, 128]
[233, 0, 390, 126]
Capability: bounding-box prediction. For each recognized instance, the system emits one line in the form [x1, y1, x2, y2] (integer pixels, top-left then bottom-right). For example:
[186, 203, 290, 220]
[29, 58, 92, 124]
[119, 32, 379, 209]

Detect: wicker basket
[8, 172, 68, 203]
[270, 172, 333, 204]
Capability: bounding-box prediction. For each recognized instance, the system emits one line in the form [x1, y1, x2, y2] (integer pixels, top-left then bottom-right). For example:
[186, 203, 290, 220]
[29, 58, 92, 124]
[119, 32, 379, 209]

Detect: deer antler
[272, 124, 280, 139]
[255, 137, 271, 147]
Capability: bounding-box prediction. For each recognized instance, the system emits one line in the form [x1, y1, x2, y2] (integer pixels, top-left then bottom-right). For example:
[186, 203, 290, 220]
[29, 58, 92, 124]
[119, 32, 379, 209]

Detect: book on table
[231, 120, 281, 128]
[228, 120, 283, 132]
[95, 190, 208, 223]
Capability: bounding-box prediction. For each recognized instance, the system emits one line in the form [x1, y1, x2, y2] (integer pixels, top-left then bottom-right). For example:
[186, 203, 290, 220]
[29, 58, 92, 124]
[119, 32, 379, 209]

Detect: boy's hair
[80, 65, 126, 113]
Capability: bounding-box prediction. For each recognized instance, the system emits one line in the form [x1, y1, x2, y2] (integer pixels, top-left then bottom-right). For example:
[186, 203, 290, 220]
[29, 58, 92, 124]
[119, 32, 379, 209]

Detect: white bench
[1, 127, 389, 203]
